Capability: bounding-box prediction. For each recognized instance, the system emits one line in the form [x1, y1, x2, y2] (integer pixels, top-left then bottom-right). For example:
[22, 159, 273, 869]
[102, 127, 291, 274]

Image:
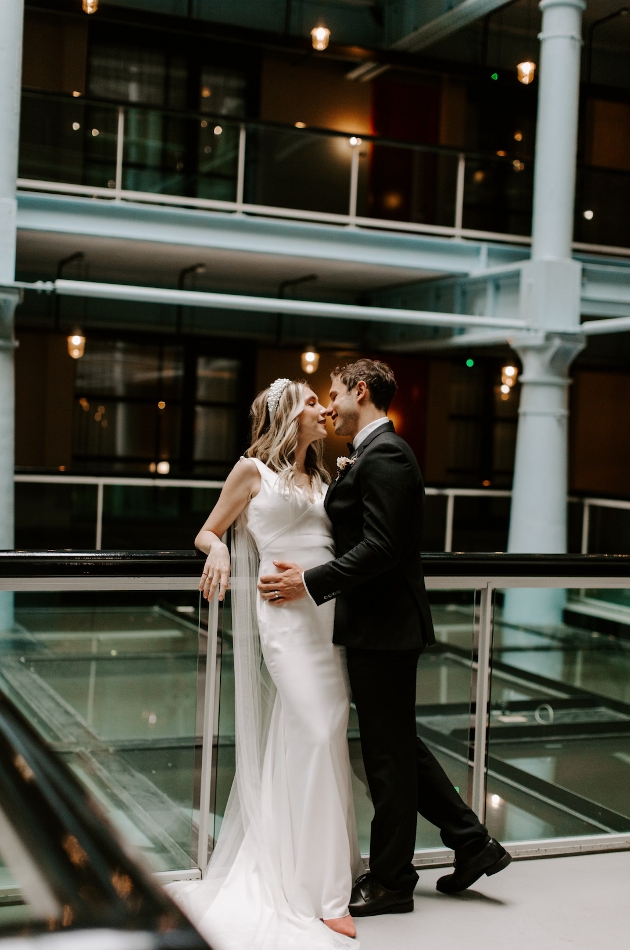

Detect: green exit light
[466, 358, 474, 367]
[491, 72, 499, 80]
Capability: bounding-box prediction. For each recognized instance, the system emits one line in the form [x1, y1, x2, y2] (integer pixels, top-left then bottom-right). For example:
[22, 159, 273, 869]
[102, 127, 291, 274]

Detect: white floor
[354, 850, 630, 950]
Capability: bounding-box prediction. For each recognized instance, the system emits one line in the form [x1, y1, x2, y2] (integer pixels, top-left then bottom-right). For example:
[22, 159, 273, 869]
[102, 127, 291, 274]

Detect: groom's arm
[303, 440, 417, 606]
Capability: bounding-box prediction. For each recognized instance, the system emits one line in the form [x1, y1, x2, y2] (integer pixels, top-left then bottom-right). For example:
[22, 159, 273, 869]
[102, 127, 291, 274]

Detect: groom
[259, 359, 511, 915]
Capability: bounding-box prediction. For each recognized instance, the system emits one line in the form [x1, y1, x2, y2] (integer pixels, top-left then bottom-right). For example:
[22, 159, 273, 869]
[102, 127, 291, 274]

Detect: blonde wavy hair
[245, 380, 330, 496]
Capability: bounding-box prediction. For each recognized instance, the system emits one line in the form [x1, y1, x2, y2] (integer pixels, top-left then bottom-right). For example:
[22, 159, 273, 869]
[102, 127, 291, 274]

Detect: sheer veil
[167, 512, 357, 949]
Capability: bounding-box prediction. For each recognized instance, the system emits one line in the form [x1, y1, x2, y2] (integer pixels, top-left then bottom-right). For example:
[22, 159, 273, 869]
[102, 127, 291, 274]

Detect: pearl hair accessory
[267, 378, 291, 420]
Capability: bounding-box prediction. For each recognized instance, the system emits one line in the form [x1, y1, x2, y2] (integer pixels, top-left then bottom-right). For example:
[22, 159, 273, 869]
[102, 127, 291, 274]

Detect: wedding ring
[274, 591, 280, 599]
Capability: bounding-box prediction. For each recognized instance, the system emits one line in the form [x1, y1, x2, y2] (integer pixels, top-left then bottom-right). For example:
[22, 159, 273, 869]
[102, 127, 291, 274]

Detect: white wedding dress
[168, 459, 362, 950]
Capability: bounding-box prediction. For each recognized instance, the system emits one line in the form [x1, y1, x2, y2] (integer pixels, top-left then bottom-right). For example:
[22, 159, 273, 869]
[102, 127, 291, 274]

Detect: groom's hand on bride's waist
[258, 562, 308, 605]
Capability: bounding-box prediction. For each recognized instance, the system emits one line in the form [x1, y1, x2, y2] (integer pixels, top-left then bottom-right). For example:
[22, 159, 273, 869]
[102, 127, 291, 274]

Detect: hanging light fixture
[500, 364, 519, 399]
[82, 0, 98, 13]
[310, 26, 331, 50]
[67, 332, 86, 359]
[517, 61, 536, 84]
[301, 348, 320, 375]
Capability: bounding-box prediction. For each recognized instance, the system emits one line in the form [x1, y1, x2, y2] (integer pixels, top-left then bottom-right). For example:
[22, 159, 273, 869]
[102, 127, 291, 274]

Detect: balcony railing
[1, 550, 629, 884]
[14, 472, 630, 555]
[17, 90, 630, 256]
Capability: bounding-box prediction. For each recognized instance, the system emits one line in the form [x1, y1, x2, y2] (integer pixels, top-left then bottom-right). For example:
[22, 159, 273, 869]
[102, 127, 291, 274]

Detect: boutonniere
[335, 456, 356, 480]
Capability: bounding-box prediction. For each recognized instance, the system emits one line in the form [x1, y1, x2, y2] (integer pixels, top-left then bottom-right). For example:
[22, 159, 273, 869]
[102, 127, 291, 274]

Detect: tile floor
[354, 850, 630, 950]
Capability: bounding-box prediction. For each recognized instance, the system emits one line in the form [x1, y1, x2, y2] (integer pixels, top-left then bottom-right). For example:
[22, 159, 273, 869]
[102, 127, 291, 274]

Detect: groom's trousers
[346, 646, 490, 893]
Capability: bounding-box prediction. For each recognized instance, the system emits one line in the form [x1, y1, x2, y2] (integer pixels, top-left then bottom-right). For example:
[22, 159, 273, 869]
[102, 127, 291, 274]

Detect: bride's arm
[195, 458, 260, 602]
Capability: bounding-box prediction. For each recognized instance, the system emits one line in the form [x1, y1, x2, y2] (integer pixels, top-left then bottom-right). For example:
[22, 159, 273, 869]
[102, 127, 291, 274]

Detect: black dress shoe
[436, 838, 512, 894]
[349, 873, 414, 917]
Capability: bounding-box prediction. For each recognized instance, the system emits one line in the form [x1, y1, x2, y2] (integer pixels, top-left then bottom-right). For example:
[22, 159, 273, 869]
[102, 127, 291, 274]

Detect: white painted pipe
[54, 279, 526, 330]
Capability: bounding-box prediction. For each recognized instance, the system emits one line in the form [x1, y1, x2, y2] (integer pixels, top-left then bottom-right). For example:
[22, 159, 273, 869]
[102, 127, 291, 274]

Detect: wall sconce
[500, 364, 519, 399]
[311, 26, 331, 50]
[517, 61, 536, 84]
[301, 348, 320, 375]
[67, 333, 86, 359]
[82, 0, 98, 12]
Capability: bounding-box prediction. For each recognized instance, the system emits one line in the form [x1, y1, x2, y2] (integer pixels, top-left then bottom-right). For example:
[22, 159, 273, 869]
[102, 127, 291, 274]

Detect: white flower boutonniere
[336, 456, 356, 480]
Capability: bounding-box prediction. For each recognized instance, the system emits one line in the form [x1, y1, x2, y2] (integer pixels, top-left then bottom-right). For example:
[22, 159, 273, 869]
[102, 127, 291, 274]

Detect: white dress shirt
[352, 416, 389, 451]
[302, 417, 389, 600]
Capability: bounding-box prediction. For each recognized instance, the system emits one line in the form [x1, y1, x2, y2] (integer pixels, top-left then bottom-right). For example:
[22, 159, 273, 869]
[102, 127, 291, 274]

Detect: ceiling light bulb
[583, 209, 594, 220]
[349, 136, 362, 147]
[82, 0, 98, 12]
[67, 333, 85, 359]
[310, 26, 331, 50]
[301, 348, 320, 374]
[156, 461, 170, 475]
[517, 61, 536, 85]
[504, 366, 516, 377]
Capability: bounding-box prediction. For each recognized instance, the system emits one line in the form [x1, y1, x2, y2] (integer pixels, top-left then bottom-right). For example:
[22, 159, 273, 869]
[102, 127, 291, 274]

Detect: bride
[168, 378, 363, 949]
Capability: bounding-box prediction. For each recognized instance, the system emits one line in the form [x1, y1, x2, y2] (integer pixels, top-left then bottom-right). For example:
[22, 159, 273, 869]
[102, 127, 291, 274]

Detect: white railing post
[115, 107, 125, 200]
[444, 492, 455, 552]
[471, 583, 493, 821]
[197, 594, 219, 875]
[581, 500, 590, 554]
[348, 139, 360, 227]
[95, 481, 104, 551]
[235, 124, 246, 213]
[454, 152, 465, 237]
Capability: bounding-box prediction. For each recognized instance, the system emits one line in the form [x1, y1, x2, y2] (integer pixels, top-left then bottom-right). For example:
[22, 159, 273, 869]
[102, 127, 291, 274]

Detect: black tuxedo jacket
[304, 421, 435, 651]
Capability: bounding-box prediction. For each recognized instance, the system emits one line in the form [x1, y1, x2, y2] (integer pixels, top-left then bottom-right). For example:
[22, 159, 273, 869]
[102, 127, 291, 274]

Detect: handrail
[14, 473, 630, 555]
[0, 549, 628, 577]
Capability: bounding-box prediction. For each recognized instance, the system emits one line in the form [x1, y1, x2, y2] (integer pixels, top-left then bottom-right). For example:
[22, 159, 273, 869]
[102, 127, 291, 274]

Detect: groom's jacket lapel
[324, 420, 393, 512]
[307, 419, 435, 651]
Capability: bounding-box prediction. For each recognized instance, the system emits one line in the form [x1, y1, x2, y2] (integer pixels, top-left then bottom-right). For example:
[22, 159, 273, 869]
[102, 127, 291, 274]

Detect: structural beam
[393, 0, 517, 52]
[0, 0, 23, 632]
[52, 279, 527, 331]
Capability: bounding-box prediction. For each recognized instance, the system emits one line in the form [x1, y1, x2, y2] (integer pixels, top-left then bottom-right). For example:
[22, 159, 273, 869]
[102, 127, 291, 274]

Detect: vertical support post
[454, 152, 465, 236]
[95, 482, 104, 551]
[235, 124, 246, 213]
[0, 1, 25, 632]
[580, 500, 590, 554]
[471, 584, 493, 821]
[444, 492, 455, 553]
[197, 595, 219, 875]
[114, 106, 125, 199]
[348, 142, 360, 227]
[504, 0, 586, 626]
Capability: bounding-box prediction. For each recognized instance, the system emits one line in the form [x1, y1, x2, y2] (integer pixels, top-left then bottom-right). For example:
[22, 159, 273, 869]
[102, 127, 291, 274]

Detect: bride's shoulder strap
[246, 457, 276, 481]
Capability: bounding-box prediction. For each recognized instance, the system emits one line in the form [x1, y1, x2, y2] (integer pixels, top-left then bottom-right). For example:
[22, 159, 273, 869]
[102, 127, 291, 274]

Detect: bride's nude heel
[323, 915, 356, 938]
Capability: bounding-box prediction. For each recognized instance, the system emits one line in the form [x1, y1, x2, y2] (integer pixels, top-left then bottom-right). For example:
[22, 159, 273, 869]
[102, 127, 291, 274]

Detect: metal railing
[2, 550, 629, 879]
[15, 473, 630, 555]
[17, 89, 630, 257]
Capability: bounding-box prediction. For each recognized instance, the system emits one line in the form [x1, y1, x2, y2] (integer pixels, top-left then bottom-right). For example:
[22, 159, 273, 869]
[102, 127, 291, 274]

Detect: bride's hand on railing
[199, 540, 230, 602]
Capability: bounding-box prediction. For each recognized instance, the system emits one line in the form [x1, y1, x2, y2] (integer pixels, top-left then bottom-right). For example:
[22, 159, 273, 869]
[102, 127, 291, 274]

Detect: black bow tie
[347, 442, 355, 454]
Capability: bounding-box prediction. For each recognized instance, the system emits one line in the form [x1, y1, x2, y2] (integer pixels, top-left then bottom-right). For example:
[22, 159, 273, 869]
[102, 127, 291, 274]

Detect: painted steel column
[0, 1, 25, 632]
[504, 0, 585, 626]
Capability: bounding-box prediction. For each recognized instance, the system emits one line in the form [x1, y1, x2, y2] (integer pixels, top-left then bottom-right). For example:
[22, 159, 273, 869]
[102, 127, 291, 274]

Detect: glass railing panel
[123, 109, 240, 201]
[19, 94, 87, 185]
[101, 484, 220, 549]
[0, 589, 202, 872]
[584, 505, 630, 555]
[248, 126, 354, 216]
[451, 495, 511, 553]
[365, 144, 459, 228]
[15, 482, 98, 549]
[462, 157, 533, 236]
[487, 586, 630, 843]
[574, 166, 630, 248]
[423, 494, 448, 551]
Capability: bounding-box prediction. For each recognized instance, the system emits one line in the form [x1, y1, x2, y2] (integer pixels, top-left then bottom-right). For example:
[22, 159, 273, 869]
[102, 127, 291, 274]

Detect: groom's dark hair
[332, 358, 398, 412]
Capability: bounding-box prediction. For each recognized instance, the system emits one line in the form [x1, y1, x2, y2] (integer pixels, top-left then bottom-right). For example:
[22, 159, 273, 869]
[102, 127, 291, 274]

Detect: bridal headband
[267, 378, 291, 420]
